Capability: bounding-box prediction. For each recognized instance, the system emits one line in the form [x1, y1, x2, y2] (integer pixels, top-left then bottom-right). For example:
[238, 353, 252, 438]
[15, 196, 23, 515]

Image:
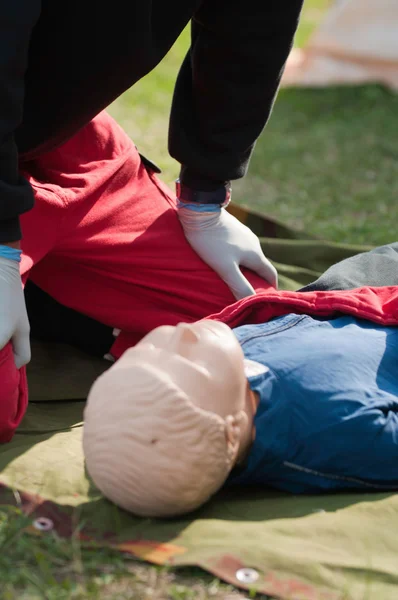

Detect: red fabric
[19, 111, 267, 335]
[212, 285, 398, 328]
[0, 344, 28, 443]
[112, 286, 398, 357]
[2, 110, 397, 442]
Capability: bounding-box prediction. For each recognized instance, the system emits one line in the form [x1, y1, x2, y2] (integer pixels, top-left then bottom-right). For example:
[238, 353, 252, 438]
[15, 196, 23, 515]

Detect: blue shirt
[227, 314, 398, 493]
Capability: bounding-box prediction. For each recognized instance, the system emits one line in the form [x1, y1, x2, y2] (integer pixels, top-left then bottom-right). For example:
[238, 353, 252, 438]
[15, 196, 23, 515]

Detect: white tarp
[283, 0, 398, 91]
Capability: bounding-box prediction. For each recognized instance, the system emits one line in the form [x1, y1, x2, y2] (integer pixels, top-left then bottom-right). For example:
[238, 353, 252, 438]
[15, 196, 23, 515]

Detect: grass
[4, 0, 398, 598]
[233, 84, 398, 245]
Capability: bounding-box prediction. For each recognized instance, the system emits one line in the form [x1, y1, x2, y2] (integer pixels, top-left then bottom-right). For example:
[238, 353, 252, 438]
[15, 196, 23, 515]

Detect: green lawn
[3, 1, 398, 598]
[233, 84, 398, 244]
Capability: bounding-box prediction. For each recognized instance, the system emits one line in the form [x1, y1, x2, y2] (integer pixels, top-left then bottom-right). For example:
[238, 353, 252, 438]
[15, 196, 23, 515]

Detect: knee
[0, 343, 28, 443]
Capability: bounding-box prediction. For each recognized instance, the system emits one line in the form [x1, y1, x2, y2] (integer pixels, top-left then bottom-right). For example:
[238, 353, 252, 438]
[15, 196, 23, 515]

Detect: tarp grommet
[33, 517, 54, 532]
[236, 568, 259, 584]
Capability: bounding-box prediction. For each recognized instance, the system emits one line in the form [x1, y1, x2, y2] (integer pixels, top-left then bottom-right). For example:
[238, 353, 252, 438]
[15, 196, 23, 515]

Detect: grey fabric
[300, 243, 398, 292]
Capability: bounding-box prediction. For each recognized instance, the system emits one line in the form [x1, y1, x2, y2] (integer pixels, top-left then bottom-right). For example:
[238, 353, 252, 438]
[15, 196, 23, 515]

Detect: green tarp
[1, 204, 396, 600]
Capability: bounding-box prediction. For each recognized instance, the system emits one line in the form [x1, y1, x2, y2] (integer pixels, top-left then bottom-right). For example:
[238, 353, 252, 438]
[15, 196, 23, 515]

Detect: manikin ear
[225, 411, 249, 459]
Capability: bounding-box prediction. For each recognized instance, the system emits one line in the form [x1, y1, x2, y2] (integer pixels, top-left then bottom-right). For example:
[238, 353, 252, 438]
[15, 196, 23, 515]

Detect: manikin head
[83, 320, 254, 518]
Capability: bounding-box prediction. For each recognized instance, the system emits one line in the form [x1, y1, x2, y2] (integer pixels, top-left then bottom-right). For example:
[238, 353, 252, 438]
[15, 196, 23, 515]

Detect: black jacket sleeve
[0, 2, 41, 242]
[169, 0, 303, 191]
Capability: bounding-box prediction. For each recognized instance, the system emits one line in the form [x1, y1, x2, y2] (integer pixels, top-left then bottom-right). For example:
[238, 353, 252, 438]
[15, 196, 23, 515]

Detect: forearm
[0, 2, 41, 241]
[169, 0, 303, 190]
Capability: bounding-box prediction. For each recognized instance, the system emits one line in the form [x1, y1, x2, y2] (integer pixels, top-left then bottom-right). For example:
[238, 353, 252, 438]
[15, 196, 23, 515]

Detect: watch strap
[176, 180, 231, 207]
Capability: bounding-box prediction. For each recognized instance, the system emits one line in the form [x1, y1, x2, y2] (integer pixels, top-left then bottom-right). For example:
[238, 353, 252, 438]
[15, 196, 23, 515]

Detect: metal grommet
[236, 568, 259, 584]
[33, 517, 54, 531]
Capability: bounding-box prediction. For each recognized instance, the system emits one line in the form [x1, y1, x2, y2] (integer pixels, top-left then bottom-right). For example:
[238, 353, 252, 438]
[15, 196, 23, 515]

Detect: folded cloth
[0, 344, 28, 442]
[300, 243, 398, 292]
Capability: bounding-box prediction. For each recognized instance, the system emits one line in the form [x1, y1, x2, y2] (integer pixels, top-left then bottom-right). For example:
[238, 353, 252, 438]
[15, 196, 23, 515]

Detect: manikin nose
[169, 323, 200, 350]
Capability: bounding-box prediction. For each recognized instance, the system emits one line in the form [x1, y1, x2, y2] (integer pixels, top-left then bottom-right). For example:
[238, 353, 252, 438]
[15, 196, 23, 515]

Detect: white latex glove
[178, 206, 278, 300]
[0, 256, 30, 368]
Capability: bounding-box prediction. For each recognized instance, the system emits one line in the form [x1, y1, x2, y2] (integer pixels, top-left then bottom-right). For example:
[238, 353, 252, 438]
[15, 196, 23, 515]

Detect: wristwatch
[176, 180, 232, 208]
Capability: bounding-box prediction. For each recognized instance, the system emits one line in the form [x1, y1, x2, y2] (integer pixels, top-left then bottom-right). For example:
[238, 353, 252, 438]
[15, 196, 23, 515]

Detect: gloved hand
[178, 205, 278, 300]
[0, 255, 30, 368]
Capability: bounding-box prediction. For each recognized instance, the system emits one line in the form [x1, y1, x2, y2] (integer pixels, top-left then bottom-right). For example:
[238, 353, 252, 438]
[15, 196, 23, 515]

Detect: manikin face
[116, 320, 247, 419]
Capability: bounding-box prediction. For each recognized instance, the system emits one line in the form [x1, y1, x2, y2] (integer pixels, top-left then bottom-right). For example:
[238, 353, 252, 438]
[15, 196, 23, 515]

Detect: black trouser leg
[24, 280, 115, 358]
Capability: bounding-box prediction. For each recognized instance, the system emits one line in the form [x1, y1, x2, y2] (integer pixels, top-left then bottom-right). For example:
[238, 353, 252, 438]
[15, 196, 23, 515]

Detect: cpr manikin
[83, 321, 258, 517]
[84, 313, 398, 517]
